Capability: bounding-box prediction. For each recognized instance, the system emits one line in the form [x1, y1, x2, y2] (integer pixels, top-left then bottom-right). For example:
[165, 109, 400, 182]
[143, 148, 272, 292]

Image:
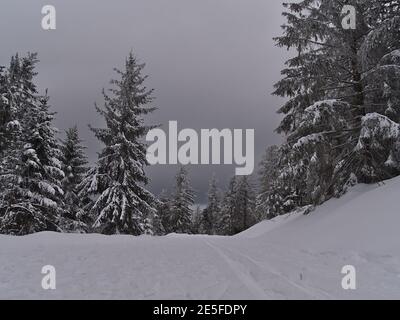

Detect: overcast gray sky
[0, 0, 290, 202]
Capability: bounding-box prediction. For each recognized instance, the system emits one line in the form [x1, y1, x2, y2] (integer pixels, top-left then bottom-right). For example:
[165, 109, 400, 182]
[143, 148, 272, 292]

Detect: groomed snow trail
[203, 240, 272, 299]
[1, 177, 400, 299]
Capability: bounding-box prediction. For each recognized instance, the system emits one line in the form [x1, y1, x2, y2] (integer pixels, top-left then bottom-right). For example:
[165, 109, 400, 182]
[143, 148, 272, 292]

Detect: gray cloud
[0, 0, 290, 202]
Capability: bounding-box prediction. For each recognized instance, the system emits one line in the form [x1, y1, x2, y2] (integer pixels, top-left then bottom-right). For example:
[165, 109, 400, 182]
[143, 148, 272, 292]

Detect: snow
[356, 113, 400, 151]
[304, 100, 340, 120]
[6, 120, 20, 130]
[306, 99, 338, 110]
[1, 177, 400, 299]
[1, 95, 8, 104]
[293, 133, 323, 148]
[38, 181, 56, 196]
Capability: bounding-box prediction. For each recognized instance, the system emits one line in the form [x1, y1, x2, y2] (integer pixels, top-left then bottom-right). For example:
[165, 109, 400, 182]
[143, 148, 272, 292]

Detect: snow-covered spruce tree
[169, 166, 195, 234]
[60, 126, 90, 231]
[199, 174, 220, 235]
[0, 54, 65, 235]
[267, 144, 304, 214]
[356, 1, 400, 180]
[78, 52, 158, 235]
[151, 207, 165, 236]
[150, 190, 168, 236]
[0, 55, 26, 222]
[256, 145, 281, 220]
[156, 189, 171, 235]
[191, 205, 202, 234]
[0, 54, 36, 164]
[271, 0, 400, 214]
[217, 176, 237, 236]
[0, 64, 9, 220]
[0, 65, 9, 158]
[231, 176, 256, 234]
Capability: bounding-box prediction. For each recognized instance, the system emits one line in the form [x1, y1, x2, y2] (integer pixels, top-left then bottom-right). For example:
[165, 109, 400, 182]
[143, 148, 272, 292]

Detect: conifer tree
[191, 205, 202, 234]
[0, 54, 65, 235]
[60, 126, 90, 230]
[271, 0, 400, 214]
[169, 166, 195, 234]
[232, 176, 256, 234]
[156, 189, 171, 234]
[257, 146, 281, 220]
[78, 52, 158, 235]
[151, 209, 165, 236]
[0, 65, 10, 158]
[217, 176, 237, 236]
[199, 174, 220, 235]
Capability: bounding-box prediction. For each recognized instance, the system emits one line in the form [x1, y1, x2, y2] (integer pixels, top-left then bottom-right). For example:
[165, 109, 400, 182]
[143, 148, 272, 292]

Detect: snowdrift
[239, 177, 399, 253]
[1, 177, 399, 299]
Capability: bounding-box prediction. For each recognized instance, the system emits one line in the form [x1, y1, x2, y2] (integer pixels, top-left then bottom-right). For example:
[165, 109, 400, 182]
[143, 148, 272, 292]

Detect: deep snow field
[1, 177, 400, 300]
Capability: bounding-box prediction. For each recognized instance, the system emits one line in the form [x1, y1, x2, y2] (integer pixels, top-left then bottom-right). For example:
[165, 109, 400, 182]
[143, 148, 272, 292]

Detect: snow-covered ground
[1, 177, 400, 300]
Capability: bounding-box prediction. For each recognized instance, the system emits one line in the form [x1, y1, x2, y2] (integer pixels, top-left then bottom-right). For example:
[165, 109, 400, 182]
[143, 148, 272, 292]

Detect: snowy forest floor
[1, 177, 400, 299]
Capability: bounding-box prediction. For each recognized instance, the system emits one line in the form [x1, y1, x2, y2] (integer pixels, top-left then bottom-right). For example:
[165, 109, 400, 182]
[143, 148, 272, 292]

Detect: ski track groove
[229, 245, 335, 300]
[206, 239, 334, 300]
[203, 240, 272, 300]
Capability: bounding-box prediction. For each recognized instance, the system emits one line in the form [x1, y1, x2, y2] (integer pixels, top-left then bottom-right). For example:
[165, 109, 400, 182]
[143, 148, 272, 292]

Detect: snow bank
[241, 177, 400, 253]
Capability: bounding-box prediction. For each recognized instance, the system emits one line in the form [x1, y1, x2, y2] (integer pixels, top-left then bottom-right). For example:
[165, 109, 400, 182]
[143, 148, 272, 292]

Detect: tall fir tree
[0, 64, 9, 158]
[156, 189, 171, 234]
[0, 54, 65, 235]
[217, 176, 237, 236]
[78, 52, 158, 235]
[270, 0, 400, 214]
[151, 206, 165, 236]
[256, 146, 281, 220]
[191, 205, 202, 234]
[169, 166, 195, 234]
[60, 126, 90, 230]
[232, 176, 256, 234]
[199, 174, 220, 235]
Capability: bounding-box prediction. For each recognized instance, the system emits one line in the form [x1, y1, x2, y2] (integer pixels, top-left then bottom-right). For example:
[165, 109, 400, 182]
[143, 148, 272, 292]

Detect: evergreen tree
[257, 146, 281, 220]
[191, 205, 202, 234]
[0, 54, 36, 166]
[156, 189, 171, 234]
[232, 176, 256, 234]
[78, 52, 158, 235]
[217, 176, 237, 236]
[151, 209, 165, 236]
[60, 126, 90, 231]
[271, 0, 400, 214]
[169, 166, 195, 234]
[0, 54, 65, 235]
[199, 174, 220, 235]
[0, 65, 10, 158]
